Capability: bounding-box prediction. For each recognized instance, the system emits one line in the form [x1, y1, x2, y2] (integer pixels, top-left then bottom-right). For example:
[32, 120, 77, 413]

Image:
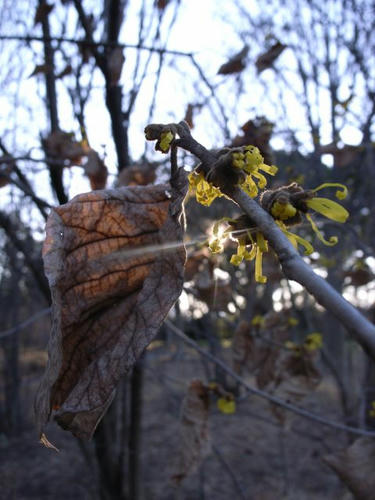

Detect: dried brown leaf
[29, 64, 52, 78]
[323, 437, 375, 499]
[44, 130, 88, 165]
[155, 0, 170, 10]
[34, 2, 54, 25]
[217, 45, 249, 75]
[56, 64, 73, 79]
[108, 47, 125, 87]
[255, 42, 286, 73]
[319, 143, 361, 167]
[231, 320, 255, 374]
[184, 104, 194, 129]
[35, 168, 188, 441]
[172, 380, 211, 484]
[231, 116, 274, 164]
[117, 164, 156, 187]
[256, 347, 279, 389]
[0, 162, 11, 188]
[82, 150, 108, 190]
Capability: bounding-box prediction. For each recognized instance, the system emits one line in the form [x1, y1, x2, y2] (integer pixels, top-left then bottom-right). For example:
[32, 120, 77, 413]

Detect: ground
[0, 339, 355, 500]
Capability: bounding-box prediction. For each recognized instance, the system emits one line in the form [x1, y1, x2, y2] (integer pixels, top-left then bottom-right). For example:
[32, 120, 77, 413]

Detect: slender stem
[166, 320, 375, 437]
[0, 34, 193, 57]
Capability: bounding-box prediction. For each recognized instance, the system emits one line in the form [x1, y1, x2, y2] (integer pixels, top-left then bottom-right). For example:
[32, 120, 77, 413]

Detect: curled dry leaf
[172, 380, 211, 484]
[231, 116, 274, 165]
[35, 168, 188, 441]
[231, 320, 255, 374]
[217, 45, 249, 75]
[323, 437, 375, 500]
[108, 47, 125, 87]
[34, 2, 54, 26]
[44, 130, 88, 165]
[29, 64, 52, 78]
[255, 41, 286, 73]
[117, 164, 157, 187]
[82, 150, 108, 190]
[56, 64, 73, 80]
[194, 266, 232, 312]
[319, 142, 362, 167]
[0, 160, 12, 188]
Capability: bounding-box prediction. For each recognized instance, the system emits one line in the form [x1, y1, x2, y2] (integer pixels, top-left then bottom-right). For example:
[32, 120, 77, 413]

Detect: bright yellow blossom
[188, 171, 223, 206]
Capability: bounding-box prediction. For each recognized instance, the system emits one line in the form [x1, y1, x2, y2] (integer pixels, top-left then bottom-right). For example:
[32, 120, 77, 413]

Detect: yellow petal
[306, 213, 339, 246]
[244, 244, 256, 261]
[304, 332, 323, 351]
[256, 232, 268, 252]
[271, 200, 297, 220]
[252, 170, 267, 189]
[240, 175, 258, 197]
[259, 163, 278, 175]
[251, 314, 264, 326]
[280, 224, 314, 255]
[159, 131, 174, 152]
[312, 183, 348, 200]
[209, 238, 224, 254]
[306, 197, 349, 223]
[255, 246, 267, 283]
[217, 397, 236, 414]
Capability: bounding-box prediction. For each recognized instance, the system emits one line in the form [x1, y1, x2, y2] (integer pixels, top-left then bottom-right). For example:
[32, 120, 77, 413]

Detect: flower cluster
[285, 332, 323, 354]
[262, 182, 349, 255]
[206, 182, 349, 283]
[232, 145, 278, 197]
[188, 145, 277, 206]
[188, 171, 223, 206]
[208, 216, 269, 283]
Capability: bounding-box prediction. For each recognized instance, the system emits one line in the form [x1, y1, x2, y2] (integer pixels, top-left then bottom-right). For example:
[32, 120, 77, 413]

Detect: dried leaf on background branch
[184, 104, 194, 129]
[217, 45, 249, 75]
[29, 64, 52, 78]
[155, 0, 170, 10]
[56, 64, 73, 80]
[34, 2, 54, 25]
[231, 320, 255, 374]
[172, 380, 211, 484]
[35, 168, 188, 441]
[44, 130, 88, 165]
[323, 437, 375, 500]
[231, 117, 274, 164]
[108, 47, 125, 87]
[0, 160, 12, 188]
[195, 267, 232, 312]
[117, 164, 156, 187]
[82, 150, 108, 190]
[319, 143, 362, 167]
[256, 42, 286, 73]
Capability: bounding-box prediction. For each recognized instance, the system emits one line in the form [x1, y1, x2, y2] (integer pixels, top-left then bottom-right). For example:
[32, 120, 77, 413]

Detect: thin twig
[0, 307, 51, 339]
[166, 319, 375, 437]
[212, 445, 247, 500]
[0, 34, 194, 57]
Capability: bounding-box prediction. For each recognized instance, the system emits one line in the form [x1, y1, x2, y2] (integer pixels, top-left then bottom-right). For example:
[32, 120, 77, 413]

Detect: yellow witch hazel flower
[232, 146, 278, 198]
[188, 145, 277, 207]
[285, 332, 323, 354]
[207, 216, 270, 283]
[188, 171, 223, 206]
[264, 182, 349, 255]
[304, 332, 323, 351]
